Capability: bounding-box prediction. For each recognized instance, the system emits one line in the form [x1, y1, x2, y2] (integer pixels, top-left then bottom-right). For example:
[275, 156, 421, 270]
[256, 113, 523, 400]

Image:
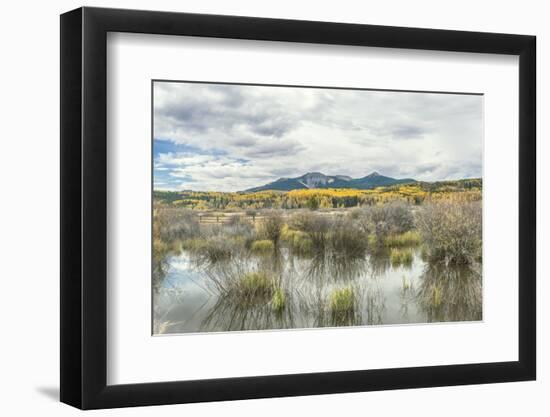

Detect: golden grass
[384, 231, 421, 247]
[251, 239, 275, 253]
[390, 248, 414, 267]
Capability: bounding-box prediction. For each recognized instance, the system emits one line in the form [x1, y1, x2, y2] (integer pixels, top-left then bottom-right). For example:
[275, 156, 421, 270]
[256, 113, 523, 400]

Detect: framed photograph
[60, 7, 536, 409]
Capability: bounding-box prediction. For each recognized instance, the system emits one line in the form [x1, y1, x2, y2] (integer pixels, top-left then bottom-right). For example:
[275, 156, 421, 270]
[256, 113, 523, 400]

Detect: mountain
[245, 171, 416, 192]
[348, 172, 416, 189]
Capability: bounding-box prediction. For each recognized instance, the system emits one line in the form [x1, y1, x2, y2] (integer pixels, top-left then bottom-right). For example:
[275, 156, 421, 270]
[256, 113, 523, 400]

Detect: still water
[153, 248, 482, 334]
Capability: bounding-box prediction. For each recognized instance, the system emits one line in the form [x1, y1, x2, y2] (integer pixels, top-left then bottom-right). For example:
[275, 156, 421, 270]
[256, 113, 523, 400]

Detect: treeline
[154, 179, 482, 210]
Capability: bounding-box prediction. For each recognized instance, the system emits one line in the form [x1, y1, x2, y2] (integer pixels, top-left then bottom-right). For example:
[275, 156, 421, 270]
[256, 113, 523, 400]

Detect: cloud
[390, 125, 426, 139]
[153, 82, 483, 191]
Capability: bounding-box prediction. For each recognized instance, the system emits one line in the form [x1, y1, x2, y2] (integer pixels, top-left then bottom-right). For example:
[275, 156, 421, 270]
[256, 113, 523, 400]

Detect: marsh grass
[367, 234, 379, 250]
[181, 237, 209, 251]
[329, 287, 356, 325]
[251, 239, 275, 254]
[153, 237, 169, 260]
[290, 232, 314, 256]
[384, 231, 421, 247]
[189, 236, 233, 264]
[390, 248, 414, 267]
[280, 224, 297, 242]
[152, 237, 170, 289]
[271, 288, 286, 312]
[280, 225, 310, 254]
[230, 271, 279, 305]
[203, 258, 282, 305]
[431, 285, 442, 308]
[154, 199, 483, 331]
[153, 207, 241, 284]
[365, 285, 385, 325]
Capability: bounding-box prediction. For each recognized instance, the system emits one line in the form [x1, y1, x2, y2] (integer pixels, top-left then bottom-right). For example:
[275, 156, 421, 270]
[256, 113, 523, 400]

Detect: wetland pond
[153, 246, 482, 334]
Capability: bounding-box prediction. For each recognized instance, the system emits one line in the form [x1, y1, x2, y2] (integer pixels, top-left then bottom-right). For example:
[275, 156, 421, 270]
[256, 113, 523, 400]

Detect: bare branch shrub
[417, 200, 482, 264]
[329, 216, 369, 258]
[157, 208, 200, 242]
[289, 211, 331, 253]
[260, 211, 284, 246]
[355, 202, 415, 244]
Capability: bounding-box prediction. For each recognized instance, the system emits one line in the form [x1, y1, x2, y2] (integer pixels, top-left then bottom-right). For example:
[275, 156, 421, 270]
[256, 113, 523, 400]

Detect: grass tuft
[251, 239, 275, 254]
[232, 272, 276, 303]
[329, 287, 356, 325]
[271, 288, 286, 312]
[390, 248, 414, 267]
[431, 285, 442, 308]
[384, 231, 421, 247]
[181, 238, 208, 251]
[182, 237, 232, 263]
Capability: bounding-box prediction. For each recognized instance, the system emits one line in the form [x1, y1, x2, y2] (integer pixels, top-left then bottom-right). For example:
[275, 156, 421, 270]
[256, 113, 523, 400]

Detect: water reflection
[153, 247, 482, 334]
[416, 262, 482, 323]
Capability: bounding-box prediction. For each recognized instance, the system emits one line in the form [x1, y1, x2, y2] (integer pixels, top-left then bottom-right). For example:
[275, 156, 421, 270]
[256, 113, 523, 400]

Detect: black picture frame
[60, 6, 536, 410]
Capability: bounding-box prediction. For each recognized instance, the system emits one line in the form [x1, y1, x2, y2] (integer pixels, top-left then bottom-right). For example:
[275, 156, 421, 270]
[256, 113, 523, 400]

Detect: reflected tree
[416, 262, 482, 322]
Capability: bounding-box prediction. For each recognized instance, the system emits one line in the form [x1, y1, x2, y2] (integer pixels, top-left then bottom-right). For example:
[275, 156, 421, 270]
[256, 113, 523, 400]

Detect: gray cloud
[154, 82, 482, 191]
[390, 125, 426, 139]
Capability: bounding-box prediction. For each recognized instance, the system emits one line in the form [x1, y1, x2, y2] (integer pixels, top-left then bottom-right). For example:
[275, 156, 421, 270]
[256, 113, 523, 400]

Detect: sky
[153, 81, 483, 192]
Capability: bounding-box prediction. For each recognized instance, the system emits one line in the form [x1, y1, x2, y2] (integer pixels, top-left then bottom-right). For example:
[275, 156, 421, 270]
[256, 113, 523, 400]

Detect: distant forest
[154, 178, 482, 211]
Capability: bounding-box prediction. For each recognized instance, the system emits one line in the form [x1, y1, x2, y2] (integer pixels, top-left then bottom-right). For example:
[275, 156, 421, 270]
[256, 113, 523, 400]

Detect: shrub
[226, 214, 244, 227]
[153, 237, 169, 260]
[417, 201, 482, 264]
[152, 237, 169, 284]
[186, 236, 233, 264]
[355, 202, 415, 244]
[156, 208, 200, 242]
[224, 220, 256, 249]
[420, 245, 430, 262]
[290, 211, 331, 253]
[260, 211, 284, 245]
[329, 217, 369, 258]
[251, 239, 275, 253]
[390, 248, 413, 267]
[348, 208, 363, 220]
[245, 209, 258, 222]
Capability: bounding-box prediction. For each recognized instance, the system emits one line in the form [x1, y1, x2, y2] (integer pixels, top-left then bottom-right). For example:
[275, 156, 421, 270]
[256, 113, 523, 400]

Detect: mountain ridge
[245, 172, 416, 192]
